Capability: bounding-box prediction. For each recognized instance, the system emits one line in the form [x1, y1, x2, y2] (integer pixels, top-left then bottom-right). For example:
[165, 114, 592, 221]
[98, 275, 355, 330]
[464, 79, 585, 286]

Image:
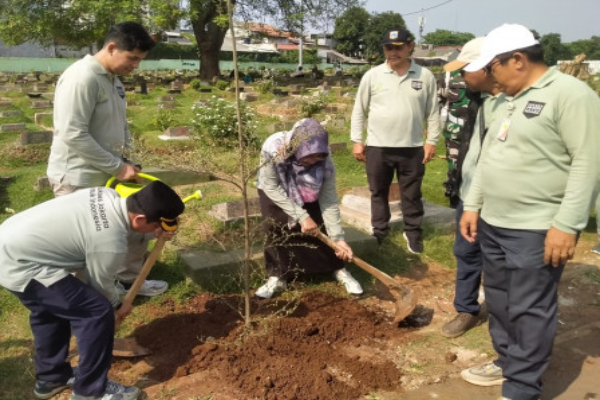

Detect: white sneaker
[117, 280, 169, 297]
[334, 268, 363, 295]
[255, 277, 287, 299]
[461, 361, 505, 386]
[69, 379, 141, 400]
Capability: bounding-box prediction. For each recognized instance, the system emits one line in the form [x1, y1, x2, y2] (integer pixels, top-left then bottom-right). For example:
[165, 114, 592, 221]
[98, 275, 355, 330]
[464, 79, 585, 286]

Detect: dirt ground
[57, 240, 600, 400]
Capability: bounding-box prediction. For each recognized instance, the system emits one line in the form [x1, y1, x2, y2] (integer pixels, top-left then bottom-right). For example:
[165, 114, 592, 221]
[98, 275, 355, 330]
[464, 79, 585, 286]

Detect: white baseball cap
[464, 24, 540, 72]
[444, 37, 485, 72]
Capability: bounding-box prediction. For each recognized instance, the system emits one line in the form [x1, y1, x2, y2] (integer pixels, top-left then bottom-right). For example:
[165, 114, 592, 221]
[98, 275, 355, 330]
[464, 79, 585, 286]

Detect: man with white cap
[460, 24, 600, 400]
[440, 37, 502, 339]
[350, 27, 440, 253]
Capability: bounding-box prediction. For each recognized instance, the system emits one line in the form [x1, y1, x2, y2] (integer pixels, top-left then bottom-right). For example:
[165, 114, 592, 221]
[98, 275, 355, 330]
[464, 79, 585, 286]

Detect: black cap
[127, 181, 184, 229]
[381, 28, 414, 46]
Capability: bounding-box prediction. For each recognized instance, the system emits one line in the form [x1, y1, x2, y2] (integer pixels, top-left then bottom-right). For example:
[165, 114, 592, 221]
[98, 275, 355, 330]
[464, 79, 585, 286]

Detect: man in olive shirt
[460, 24, 600, 400]
[351, 27, 440, 253]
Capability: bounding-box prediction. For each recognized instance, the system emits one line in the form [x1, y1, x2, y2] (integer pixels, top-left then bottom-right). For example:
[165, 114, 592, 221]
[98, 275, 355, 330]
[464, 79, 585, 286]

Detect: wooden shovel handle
[315, 231, 399, 288]
[122, 234, 168, 306]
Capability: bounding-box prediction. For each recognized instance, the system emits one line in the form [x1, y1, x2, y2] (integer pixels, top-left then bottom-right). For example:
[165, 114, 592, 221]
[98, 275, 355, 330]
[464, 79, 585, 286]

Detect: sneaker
[461, 361, 505, 386]
[403, 232, 424, 254]
[118, 280, 168, 297]
[69, 379, 141, 400]
[334, 268, 363, 295]
[255, 277, 287, 299]
[592, 242, 600, 255]
[34, 375, 75, 399]
[373, 233, 386, 245]
[441, 312, 485, 338]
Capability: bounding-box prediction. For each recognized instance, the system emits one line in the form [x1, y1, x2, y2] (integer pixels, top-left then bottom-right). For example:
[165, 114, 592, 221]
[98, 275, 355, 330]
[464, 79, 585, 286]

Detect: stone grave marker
[0, 101, 13, 108]
[1, 123, 26, 132]
[158, 126, 191, 140]
[0, 110, 23, 118]
[34, 176, 50, 191]
[20, 130, 53, 145]
[240, 92, 258, 102]
[157, 103, 176, 110]
[34, 112, 53, 126]
[31, 100, 52, 109]
[159, 95, 175, 102]
[329, 142, 347, 153]
[208, 197, 261, 224]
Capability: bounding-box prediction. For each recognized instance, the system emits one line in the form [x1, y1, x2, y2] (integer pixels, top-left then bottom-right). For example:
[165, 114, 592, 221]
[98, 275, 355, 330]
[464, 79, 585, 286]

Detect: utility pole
[418, 15, 426, 44]
[298, 0, 304, 67]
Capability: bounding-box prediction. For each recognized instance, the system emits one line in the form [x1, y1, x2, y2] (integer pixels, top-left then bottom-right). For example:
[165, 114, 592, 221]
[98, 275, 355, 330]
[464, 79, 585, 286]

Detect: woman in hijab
[255, 118, 363, 299]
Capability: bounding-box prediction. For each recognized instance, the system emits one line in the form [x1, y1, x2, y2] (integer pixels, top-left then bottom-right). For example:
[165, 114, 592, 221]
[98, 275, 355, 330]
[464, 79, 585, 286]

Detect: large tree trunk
[190, 0, 230, 80]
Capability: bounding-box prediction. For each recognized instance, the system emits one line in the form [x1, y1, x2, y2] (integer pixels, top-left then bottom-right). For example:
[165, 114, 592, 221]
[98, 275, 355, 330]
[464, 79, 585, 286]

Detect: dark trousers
[258, 190, 343, 279]
[453, 201, 483, 315]
[365, 146, 425, 240]
[11, 275, 115, 397]
[479, 219, 563, 400]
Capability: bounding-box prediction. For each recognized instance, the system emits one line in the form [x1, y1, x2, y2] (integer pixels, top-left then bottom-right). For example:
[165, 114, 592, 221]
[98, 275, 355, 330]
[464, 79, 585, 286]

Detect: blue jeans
[453, 201, 483, 315]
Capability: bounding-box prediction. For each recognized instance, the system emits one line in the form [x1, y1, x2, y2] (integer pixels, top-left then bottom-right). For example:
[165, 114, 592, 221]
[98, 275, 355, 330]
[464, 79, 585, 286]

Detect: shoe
[34, 375, 75, 399]
[255, 277, 287, 299]
[118, 280, 168, 297]
[69, 379, 141, 400]
[441, 312, 485, 338]
[461, 361, 505, 386]
[373, 233, 386, 245]
[403, 232, 424, 254]
[592, 242, 600, 255]
[334, 268, 363, 295]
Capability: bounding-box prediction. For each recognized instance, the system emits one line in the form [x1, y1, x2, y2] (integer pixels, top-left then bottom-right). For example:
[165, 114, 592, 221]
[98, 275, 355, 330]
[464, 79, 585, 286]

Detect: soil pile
[133, 290, 404, 400]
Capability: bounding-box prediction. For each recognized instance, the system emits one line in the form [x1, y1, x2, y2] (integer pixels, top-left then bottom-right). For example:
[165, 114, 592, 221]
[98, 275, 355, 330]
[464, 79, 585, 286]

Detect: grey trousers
[479, 218, 564, 400]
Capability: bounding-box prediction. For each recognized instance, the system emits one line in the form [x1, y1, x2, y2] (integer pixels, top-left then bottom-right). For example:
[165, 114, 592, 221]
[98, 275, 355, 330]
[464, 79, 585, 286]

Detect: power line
[402, 0, 454, 16]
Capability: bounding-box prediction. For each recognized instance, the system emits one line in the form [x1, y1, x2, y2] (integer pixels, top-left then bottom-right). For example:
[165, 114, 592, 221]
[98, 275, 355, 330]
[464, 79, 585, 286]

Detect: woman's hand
[300, 217, 319, 235]
[334, 240, 354, 262]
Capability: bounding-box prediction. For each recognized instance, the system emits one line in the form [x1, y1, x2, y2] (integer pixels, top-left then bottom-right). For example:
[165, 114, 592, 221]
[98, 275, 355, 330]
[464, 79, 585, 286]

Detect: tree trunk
[190, 0, 230, 80]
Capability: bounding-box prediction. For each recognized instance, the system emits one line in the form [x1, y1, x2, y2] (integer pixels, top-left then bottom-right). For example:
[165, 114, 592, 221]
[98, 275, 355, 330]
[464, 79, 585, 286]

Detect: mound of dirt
[131, 291, 405, 400]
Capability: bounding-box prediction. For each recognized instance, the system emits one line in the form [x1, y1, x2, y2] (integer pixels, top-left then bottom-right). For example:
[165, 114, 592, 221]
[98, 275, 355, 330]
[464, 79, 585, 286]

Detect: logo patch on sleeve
[522, 101, 545, 118]
[116, 86, 126, 99]
[411, 80, 423, 91]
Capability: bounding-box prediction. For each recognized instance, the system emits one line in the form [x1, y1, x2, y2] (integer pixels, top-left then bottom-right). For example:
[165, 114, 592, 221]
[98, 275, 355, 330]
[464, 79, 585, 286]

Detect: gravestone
[329, 142, 347, 153]
[0, 101, 12, 108]
[208, 197, 261, 223]
[158, 126, 191, 141]
[240, 93, 258, 102]
[34, 112, 53, 125]
[0, 110, 23, 118]
[31, 100, 52, 109]
[34, 176, 50, 191]
[1, 123, 26, 132]
[20, 130, 53, 145]
[157, 103, 176, 110]
[159, 95, 175, 102]
[339, 186, 455, 233]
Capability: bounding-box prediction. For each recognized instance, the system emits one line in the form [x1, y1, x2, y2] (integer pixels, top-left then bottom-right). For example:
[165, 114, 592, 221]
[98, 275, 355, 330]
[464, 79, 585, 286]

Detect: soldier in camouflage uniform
[440, 70, 470, 208]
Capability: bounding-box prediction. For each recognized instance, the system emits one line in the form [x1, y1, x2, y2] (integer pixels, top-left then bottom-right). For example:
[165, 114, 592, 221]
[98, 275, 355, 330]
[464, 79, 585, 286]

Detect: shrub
[215, 80, 230, 90]
[257, 78, 274, 94]
[189, 78, 202, 90]
[192, 96, 258, 148]
[152, 108, 179, 131]
[300, 94, 329, 117]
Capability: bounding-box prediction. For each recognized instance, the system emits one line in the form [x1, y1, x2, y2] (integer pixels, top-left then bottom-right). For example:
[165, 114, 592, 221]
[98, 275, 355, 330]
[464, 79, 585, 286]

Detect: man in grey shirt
[0, 181, 184, 400]
[351, 27, 440, 253]
[47, 22, 166, 297]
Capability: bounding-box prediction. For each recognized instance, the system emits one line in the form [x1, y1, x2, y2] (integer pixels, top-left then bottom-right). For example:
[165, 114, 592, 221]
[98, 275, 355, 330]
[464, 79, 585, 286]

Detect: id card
[496, 119, 511, 141]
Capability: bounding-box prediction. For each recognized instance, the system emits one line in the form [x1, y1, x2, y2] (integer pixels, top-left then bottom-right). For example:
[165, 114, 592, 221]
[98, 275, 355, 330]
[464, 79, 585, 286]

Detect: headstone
[207, 197, 261, 223]
[329, 142, 347, 153]
[167, 89, 182, 94]
[20, 130, 53, 145]
[157, 103, 176, 109]
[170, 80, 184, 90]
[31, 100, 52, 109]
[199, 88, 212, 93]
[159, 95, 175, 102]
[34, 112, 53, 125]
[0, 101, 12, 107]
[1, 123, 26, 132]
[240, 93, 258, 102]
[33, 84, 49, 92]
[158, 126, 191, 141]
[0, 110, 23, 118]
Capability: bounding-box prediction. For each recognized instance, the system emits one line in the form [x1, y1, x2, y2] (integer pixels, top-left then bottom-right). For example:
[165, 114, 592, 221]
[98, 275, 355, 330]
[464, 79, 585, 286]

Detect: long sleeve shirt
[0, 188, 130, 307]
[464, 67, 600, 233]
[48, 55, 130, 187]
[256, 153, 344, 241]
[351, 60, 441, 147]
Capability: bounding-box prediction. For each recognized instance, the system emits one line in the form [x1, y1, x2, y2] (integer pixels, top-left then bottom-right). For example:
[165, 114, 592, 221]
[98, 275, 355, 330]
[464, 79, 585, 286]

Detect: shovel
[316, 231, 417, 323]
[112, 190, 202, 357]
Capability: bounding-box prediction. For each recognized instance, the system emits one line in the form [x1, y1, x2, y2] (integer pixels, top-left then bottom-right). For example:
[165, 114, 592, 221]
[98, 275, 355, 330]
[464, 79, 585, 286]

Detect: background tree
[0, 0, 181, 51]
[333, 7, 370, 58]
[362, 11, 409, 64]
[567, 36, 600, 60]
[422, 29, 474, 46]
[540, 33, 572, 65]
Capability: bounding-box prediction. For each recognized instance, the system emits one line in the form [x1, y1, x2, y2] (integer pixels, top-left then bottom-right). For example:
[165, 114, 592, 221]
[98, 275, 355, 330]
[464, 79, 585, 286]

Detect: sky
[364, 0, 599, 43]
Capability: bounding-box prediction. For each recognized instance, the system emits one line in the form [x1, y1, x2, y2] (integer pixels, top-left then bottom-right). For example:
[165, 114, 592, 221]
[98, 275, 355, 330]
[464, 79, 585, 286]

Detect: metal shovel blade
[112, 338, 152, 357]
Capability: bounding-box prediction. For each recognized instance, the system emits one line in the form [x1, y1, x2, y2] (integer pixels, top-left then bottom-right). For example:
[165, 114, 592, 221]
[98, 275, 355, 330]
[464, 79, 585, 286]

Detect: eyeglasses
[484, 59, 501, 74]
